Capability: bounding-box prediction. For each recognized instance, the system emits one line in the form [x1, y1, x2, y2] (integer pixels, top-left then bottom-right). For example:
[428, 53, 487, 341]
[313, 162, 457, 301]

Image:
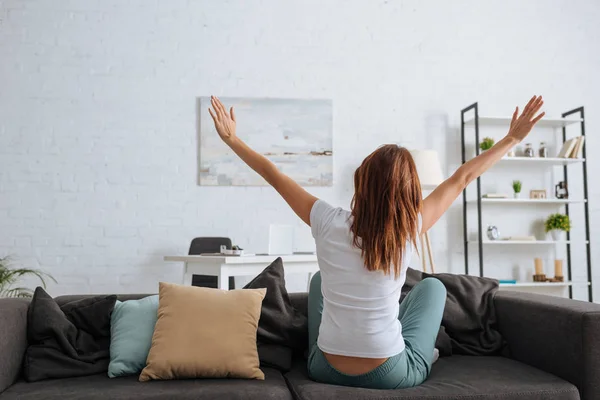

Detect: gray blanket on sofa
[401, 268, 505, 357]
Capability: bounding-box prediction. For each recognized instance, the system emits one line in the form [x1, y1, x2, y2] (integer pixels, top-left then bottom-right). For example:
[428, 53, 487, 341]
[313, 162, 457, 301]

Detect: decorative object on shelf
[532, 259, 565, 283]
[502, 235, 536, 241]
[529, 189, 547, 199]
[409, 149, 444, 273]
[523, 143, 535, 158]
[507, 149, 515, 157]
[555, 181, 569, 199]
[538, 142, 548, 158]
[479, 137, 495, 152]
[483, 193, 508, 198]
[512, 180, 522, 198]
[498, 279, 517, 284]
[486, 226, 500, 241]
[544, 213, 571, 241]
[533, 258, 546, 282]
[553, 260, 564, 282]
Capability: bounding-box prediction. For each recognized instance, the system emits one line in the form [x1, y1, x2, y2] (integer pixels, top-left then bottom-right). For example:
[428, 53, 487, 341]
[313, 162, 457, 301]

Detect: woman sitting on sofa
[208, 95, 544, 389]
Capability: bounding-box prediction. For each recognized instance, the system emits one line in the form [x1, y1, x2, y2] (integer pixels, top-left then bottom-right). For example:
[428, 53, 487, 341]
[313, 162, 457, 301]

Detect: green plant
[0, 256, 55, 298]
[480, 137, 495, 151]
[545, 214, 571, 233]
[512, 180, 522, 193]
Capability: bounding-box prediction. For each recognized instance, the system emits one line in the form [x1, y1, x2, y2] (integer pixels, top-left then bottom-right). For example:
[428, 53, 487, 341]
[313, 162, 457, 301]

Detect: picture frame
[529, 189, 547, 199]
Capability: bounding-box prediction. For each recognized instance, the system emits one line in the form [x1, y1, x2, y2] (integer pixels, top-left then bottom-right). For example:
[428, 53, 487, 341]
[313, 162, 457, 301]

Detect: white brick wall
[1, 0, 599, 299]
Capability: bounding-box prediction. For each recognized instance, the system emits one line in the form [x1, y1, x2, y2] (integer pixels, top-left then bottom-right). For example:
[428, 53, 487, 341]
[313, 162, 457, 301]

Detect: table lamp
[409, 149, 444, 273]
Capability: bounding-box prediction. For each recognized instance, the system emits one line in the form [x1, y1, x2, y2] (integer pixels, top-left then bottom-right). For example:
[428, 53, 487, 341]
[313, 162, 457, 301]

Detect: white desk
[164, 254, 319, 291]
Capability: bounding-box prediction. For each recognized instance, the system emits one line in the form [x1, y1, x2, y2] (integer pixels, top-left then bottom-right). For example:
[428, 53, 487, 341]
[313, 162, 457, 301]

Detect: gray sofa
[1, 291, 599, 400]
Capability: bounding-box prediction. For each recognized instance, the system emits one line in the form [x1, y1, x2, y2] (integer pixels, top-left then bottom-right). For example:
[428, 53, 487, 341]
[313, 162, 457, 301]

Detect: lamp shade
[409, 149, 444, 190]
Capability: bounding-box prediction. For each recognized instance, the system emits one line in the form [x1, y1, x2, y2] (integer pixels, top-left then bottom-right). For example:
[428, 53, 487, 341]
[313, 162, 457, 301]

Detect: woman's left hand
[208, 96, 237, 144]
[506, 95, 545, 143]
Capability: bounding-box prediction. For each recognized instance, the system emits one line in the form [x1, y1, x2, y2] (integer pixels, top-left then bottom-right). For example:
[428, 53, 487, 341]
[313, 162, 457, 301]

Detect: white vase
[550, 230, 564, 241]
[513, 192, 520, 199]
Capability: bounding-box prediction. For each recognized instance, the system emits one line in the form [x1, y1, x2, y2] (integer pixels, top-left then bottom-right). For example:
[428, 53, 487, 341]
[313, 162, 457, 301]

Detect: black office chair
[189, 237, 235, 289]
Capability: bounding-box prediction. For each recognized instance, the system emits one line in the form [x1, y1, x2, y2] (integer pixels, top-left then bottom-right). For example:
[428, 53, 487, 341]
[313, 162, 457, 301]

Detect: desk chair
[189, 237, 235, 289]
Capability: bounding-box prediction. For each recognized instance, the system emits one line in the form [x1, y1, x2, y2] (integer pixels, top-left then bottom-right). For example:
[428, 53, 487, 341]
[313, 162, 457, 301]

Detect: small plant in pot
[545, 213, 571, 241]
[480, 137, 495, 152]
[512, 180, 522, 198]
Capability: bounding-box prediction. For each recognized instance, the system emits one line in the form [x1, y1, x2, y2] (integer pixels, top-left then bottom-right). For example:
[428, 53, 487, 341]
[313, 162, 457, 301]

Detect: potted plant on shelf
[480, 137, 495, 152]
[512, 180, 522, 199]
[544, 213, 571, 241]
[0, 255, 55, 298]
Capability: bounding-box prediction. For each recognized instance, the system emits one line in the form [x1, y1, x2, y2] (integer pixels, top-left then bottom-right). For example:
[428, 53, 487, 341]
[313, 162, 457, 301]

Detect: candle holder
[533, 258, 546, 281]
[532, 259, 565, 282]
[552, 259, 564, 282]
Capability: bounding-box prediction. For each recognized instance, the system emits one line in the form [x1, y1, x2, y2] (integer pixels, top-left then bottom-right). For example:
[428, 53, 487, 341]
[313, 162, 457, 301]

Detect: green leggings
[307, 272, 446, 389]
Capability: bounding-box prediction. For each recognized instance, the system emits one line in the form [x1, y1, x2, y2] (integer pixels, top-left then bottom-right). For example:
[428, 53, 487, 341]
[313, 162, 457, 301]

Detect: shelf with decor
[469, 240, 577, 245]
[468, 198, 585, 205]
[464, 115, 583, 127]
[460, 103, 592, 301]
[498, 281, 589, 288]
[496, 156, 585, 165]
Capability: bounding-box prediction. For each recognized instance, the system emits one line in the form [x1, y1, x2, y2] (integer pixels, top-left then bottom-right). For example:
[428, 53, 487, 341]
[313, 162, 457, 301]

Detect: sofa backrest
[0, 298, 30, 395]
[53, 293, 153, 306]
[54, 293, 310, 317]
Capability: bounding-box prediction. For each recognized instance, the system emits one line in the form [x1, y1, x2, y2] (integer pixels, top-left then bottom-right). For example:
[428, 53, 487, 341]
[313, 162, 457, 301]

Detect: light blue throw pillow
[108, 295, 159, 378]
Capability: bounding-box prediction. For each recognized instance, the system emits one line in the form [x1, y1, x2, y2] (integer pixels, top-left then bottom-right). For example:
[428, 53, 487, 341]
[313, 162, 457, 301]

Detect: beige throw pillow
[139, 282, 266, 382]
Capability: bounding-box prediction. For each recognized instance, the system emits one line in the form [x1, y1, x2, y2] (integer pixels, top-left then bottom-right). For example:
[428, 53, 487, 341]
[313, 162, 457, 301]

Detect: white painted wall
[1, 0, 599, 300]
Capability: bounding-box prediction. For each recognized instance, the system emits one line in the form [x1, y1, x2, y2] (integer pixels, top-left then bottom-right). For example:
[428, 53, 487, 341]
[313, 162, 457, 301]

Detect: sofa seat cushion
[0, 368, 292, 400]
[284, 355, 579, 400]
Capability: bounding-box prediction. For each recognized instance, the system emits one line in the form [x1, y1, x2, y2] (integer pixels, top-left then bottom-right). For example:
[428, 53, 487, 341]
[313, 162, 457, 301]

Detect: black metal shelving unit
[460, 103, 592, 302]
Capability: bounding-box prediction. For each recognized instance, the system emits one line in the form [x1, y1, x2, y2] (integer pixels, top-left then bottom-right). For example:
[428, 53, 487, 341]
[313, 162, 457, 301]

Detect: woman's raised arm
[208, 96, 317, 226]
[421, 95, 545, 233]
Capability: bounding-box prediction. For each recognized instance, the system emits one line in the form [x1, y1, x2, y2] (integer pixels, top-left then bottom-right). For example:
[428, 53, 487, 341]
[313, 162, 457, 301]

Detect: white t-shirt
[310, 199, 419, 358]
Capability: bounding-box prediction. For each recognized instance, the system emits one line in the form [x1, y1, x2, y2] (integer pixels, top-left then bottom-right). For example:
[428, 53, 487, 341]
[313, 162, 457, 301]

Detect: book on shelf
[557, 136, 585, 158]
[498, 279, 517, 284]
[569, 136, 585, 159]
[482, 193, 508, 198]
[557, 137, 577, 158]
[501, 236, 537, 241]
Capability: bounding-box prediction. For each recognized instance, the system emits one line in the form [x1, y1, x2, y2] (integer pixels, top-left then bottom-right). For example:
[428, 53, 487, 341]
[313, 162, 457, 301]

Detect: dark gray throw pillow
[243, 257, 307, 371]
[24, 287, 117, 382]
[401, 267, 504, 357]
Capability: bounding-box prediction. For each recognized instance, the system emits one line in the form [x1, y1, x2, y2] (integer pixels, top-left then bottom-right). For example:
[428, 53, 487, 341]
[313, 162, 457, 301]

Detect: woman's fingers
[531, 111, 546, 125]
[214, 96, 227, 116]
[211, 97, 224, 118]
[210, 97, 221, 118]
[528, 98, 544, 121]
[523, 95, 537, 113]
[208, 107, 218, 122]
[523, 97, 536, 115]
[511, 107, 519, 123]
[521, 96, 543, 121]
[531, 96, 544, 114]
[210, 96, 235, 122]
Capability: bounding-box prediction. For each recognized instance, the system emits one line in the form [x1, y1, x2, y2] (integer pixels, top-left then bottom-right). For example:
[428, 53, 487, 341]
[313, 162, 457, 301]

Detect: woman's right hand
[506, 95, 545, 143]
[208, 96, 237, 144]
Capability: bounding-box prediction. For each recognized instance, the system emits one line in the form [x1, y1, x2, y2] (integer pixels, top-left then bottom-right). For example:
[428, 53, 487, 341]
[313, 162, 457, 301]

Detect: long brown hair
[350, 145, 422, 278]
